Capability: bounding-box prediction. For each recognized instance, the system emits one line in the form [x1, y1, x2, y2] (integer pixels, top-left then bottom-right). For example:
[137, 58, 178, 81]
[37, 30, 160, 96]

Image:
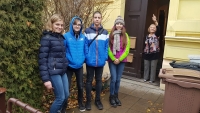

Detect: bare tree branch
[43, 0, 111, 31]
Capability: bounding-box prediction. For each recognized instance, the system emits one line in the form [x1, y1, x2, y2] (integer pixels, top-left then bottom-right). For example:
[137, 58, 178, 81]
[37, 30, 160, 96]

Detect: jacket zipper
[96, 29, 98, 66]
[53, 58, 56, 70]
[59, 36, 65, 75]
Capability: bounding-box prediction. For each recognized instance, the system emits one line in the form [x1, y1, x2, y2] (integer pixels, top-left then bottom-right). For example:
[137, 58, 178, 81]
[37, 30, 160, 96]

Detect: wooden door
[123, 0, 148, 78]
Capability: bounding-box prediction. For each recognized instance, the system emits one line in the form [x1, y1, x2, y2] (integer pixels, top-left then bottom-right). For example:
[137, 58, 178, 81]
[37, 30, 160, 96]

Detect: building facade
[97, 0, 200, 88]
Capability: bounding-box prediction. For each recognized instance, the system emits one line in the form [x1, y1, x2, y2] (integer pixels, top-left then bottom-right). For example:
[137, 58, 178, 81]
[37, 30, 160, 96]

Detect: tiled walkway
[67, 78, 164, 113]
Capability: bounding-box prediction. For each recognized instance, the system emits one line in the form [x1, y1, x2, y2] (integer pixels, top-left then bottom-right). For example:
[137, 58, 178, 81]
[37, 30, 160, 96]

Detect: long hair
[109, 26, 127, 48]
[44, 14, 64, 34]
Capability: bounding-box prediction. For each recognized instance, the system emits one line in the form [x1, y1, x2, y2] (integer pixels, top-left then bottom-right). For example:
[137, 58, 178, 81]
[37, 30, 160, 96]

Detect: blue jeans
[108, 62, 125, 95]
[50, 73, 69, 113]
[86, 65, 103, 101]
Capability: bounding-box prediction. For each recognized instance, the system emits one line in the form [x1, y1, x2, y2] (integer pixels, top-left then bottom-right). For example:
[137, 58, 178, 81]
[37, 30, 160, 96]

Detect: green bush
[0, 0, 44, 111]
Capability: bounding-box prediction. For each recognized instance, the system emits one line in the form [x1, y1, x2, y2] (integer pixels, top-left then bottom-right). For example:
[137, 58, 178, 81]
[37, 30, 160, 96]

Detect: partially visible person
[63, 16, 86, 112]
[38, 14, 69, 113]
[143, 14, 160, 83]
[84, 11, 109, 110]
[108, 16, 130, 107]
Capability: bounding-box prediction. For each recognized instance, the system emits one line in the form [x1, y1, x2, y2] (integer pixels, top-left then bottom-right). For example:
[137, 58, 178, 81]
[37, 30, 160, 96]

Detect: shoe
[149, 81, 154, 83]
[61, 102, 67, 113]
[109, 95, 117, 107]
[115, 94, 121, 106]
[79, 102, 86, 112]
[85, 101, 91, 111]
[60, 109, 66, 113]
[144, 79, 147, 82]
[95, 100, 103, 110]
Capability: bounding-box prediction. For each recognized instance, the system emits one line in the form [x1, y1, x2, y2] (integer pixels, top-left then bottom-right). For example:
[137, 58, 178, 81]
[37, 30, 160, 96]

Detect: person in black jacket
[38, 14, 69, 113]
[143, 14, 160, 83]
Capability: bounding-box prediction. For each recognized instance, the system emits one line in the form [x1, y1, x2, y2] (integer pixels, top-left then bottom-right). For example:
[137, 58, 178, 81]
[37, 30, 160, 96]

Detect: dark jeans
[86, 65, 104, 102]
[67, 66, 84, 103]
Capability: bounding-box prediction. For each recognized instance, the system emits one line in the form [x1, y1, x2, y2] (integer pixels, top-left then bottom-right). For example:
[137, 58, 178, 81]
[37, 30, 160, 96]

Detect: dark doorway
[123, 0, 149, 78]
[123, 0, 170, 82]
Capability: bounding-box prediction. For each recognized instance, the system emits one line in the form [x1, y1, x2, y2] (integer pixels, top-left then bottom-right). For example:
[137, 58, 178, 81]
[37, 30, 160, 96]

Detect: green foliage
[0, 0, 44, 111]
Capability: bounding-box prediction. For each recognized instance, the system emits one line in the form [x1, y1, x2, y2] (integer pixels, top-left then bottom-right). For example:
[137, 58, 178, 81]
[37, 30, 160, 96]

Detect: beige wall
[161, 0, 200, 89]
[103, 0, 126, 30]
[163, 0, 200, 65]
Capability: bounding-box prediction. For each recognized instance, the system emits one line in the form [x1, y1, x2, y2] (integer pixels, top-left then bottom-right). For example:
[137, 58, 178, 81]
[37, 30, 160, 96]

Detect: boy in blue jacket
[84, 11, 109, 111]
[63, 16, 86, 112]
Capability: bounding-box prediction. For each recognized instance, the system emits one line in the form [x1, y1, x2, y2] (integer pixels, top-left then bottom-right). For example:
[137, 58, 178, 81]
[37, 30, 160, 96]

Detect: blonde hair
[148, 24, 157, 33]
[45, 14, 64, 34]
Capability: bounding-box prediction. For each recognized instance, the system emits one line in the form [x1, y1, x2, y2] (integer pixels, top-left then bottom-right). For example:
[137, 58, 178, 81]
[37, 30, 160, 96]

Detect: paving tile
[66, 78, 165, 113]
[101, 99, 112, 110]
[121, 79, 160, 89]
[148, 103, 163, 113]
[120, 83, 140, 90]
[118, 92, 128, 100]
[102, 92, 110, 100]
[129, 98, 150, 112]
[104, 110, 115, 113]
[125, 109, 143, 113]
[129, 86, 149, 98]
[130, 103, 149, 113]
[83, 106, 108, 113]
[146, 104, 163, 113]
[130, 98, 164, 113]
[120, 95, 140, 108]
[146, 88, 164, 95]
[119, 86, 132, 94]
[141, 92, 161, 102]
[66, 108, 81, 113]
[108, 106, 129, 113]
[155, 94, 164, 104]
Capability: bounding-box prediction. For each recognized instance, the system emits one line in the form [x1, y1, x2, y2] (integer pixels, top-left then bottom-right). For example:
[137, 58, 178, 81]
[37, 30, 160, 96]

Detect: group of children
[38, 11, 159, 113]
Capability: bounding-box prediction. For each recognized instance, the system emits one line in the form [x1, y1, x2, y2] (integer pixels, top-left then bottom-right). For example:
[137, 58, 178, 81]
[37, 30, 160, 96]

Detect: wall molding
[165, 36, 200, 43]
[164, 36, 200, 61]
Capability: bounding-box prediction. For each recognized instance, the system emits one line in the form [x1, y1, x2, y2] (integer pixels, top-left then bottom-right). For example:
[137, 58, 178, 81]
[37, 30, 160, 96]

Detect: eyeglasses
[73, 24, 82, 27]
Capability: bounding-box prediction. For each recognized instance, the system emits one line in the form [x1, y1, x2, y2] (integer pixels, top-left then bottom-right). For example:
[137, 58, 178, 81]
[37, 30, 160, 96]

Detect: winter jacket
[63, 16, 86, 69]
[84, 24, 109, 67]
[38, 31, 68, 82]
[108, 33, 130, 62]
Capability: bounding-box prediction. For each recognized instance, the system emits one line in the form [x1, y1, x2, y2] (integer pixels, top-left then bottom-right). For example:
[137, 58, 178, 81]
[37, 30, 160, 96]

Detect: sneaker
[79, 103, 86, 112]
[95, 100, 103, 110]
[144, 79, 147, 82]
[85, 101, 91, 111]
